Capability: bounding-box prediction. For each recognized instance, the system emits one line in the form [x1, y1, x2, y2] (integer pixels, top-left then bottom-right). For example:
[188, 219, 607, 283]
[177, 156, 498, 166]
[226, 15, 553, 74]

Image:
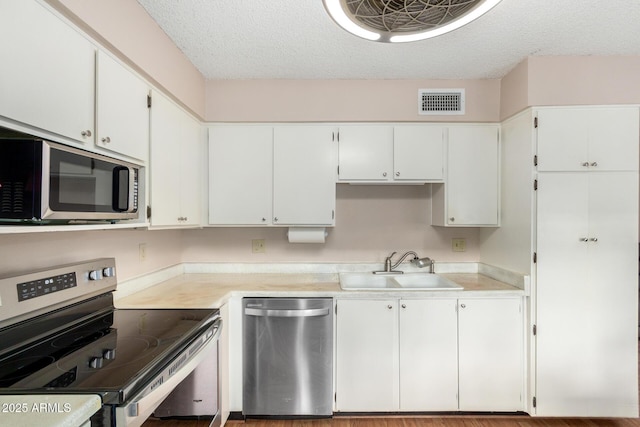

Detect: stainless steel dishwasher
[243, 297, 333, 417]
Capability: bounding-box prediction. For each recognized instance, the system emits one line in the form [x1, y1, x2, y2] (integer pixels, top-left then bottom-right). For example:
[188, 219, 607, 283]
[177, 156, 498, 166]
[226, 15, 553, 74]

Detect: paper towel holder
[287, 227, 328, 244]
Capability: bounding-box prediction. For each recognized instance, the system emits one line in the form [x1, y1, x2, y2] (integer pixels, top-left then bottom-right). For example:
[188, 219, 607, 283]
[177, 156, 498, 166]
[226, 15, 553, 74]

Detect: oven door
[114, 317, 222, 427]
[43, 141, 139, 221]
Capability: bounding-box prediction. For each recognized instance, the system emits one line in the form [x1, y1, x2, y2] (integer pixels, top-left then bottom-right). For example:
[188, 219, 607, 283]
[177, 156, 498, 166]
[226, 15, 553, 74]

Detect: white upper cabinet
[0, 2, 153, 163]
[338, 125, 394, 181]
[393, 125, 444, 181]
[273, 126, 336, 226]
[337, 125, 444, 183]
[149, 91, 202, 228]
[96, 50, 150, 162]
[432, 124, 500, 227]
[208, 125, 336, 226]
[208, 126, 273, 225]
[536, 107, 639, 172]
[0, 1, 95, 143]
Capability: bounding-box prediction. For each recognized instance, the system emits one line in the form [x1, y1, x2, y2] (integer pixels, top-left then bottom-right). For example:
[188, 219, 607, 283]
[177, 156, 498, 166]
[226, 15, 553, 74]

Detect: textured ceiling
[135, 0, 640, 80]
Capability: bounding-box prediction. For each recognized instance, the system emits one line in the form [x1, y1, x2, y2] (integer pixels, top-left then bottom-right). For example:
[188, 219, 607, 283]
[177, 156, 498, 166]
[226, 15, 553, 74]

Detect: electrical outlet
[252, 239, 266, 253]
[139, 243, 147, 261]
[452, 238, 466, 252]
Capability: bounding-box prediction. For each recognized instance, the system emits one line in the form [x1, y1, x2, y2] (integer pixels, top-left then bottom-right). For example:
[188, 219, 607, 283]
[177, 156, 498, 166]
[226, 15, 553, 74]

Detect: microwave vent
[1, 181, 25, 213]
[418, 89, 465, 115]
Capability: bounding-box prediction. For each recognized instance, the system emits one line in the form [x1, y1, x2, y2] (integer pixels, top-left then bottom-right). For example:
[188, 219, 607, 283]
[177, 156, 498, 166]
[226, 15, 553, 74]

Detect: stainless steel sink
[339, 272, 463, 291]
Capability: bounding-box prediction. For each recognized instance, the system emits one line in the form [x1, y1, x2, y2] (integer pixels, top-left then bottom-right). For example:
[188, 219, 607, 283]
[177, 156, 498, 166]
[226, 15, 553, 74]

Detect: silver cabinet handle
[245, 308, 330, 317]
[401, 304, 406, 309]
[460, 303, 466, 309]
[273, 217, 278, 222]
[387, 304, 393, 309]
[261, 218, 266, 222]
[590, 237, 598, 242]
[81, 130, 92, 137]
[590, 162, 598, 167]
[101, 136, 111, 143]
[580, 237, 589, 242]
[382, 172, 387, 177]
[395, 172, 400, 177]
[582, 162, 590, 167]
[449, 217, 455, 222]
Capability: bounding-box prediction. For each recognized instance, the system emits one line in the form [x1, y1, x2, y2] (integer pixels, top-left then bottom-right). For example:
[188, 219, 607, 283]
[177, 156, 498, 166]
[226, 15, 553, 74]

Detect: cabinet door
[96, 50, 150, 162]
[208, 126, 273, 225]
[537, 107, 639, 172]
[536, 172, 639, 417]
[150, 91, 202, 227]
[273, 126, 336, 225]
[0, 1, 95, 143]
[436, 125, 499, 226]
[393, 126, 444, 181]
[458, 298, 523, 411]
[179, 114, 202, 226]
[338, 125, 393, 181]
[399, 299, 458, 411]
[336, 299, 399, 412]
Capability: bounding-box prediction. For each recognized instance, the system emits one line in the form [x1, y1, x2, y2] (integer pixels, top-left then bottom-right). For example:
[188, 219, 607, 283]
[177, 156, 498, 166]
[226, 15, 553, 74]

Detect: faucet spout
[374, 251, 419, 274]
[390, 251, 419, 270]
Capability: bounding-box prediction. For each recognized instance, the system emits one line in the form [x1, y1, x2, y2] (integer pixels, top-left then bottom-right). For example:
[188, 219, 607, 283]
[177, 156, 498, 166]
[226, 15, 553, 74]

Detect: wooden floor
[143, 415, 640, 427]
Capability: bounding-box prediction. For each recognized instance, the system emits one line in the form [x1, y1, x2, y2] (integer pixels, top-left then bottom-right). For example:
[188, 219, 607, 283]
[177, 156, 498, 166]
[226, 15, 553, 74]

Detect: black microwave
[0, 135, 139, 224]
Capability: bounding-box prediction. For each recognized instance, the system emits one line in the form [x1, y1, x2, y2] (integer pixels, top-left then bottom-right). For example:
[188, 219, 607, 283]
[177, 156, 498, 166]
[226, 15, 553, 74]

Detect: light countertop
[116, 271, 524, 309]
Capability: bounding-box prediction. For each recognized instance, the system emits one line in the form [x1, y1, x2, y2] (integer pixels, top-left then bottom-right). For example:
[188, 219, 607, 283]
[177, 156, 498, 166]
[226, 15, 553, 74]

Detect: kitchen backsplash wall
[0, 229, 183, 282]
[0, 186, 477, 281]
[182, 185, 479, 265]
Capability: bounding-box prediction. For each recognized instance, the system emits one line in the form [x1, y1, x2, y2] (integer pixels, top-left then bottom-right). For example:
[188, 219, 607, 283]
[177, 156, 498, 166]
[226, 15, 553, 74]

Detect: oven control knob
[103, 349, 116, 360]
[89, 270, 103, 281]
[102, 267, 116, 278]
[89, 357, 104, 369]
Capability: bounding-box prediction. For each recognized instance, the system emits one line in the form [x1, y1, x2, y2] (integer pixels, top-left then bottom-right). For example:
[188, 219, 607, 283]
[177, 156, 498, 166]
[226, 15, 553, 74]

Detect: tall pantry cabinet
[534, 107, 639, 417]
[488, 106, 639, 417]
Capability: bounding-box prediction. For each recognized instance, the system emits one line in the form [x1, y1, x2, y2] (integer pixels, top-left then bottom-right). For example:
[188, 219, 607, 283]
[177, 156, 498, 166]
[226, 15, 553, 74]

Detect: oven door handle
[117, 318, 222, 427]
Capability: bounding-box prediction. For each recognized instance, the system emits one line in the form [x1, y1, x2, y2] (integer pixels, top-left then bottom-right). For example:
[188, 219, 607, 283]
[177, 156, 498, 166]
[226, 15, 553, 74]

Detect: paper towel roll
[287, 227, 328, 243]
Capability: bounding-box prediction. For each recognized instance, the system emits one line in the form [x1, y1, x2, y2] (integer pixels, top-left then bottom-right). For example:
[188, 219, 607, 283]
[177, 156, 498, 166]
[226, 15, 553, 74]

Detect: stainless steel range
[0, 258, 222, 427]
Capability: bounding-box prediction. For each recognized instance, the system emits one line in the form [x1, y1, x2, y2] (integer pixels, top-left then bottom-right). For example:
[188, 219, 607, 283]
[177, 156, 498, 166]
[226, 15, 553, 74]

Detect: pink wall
[182, 185, 480, 264]
[206, 79, 501, 123]
[46, 0, 206, 118]
[500, 56, 640, 119]
[0, 229, 182, 282]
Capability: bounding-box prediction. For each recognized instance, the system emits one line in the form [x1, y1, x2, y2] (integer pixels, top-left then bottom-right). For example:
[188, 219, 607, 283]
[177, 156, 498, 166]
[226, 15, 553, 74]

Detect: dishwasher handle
[244, 307, 330, 318]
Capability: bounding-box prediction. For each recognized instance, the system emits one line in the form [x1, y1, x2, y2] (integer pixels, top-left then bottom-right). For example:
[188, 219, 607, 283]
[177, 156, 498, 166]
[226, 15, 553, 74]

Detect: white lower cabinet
[399, 299, 458, 411]
[336, 299, 399, 411]
[335, 297, 523, 412]
[458, 298, 524, 411]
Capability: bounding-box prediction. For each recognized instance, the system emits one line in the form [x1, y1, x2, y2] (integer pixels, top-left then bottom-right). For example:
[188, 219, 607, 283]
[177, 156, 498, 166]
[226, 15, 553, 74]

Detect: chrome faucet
[374, 251, 435, 274]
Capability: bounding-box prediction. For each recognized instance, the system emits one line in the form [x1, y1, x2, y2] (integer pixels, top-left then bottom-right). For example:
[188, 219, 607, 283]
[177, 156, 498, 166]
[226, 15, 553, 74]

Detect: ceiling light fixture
[323, 0, 503, 43]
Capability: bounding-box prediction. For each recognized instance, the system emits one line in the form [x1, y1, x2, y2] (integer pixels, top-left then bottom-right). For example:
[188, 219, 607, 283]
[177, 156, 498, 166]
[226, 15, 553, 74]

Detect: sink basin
[339, 272, 462, 291]
[339, 273, 400, 290]
[391, 273, 462, 290]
